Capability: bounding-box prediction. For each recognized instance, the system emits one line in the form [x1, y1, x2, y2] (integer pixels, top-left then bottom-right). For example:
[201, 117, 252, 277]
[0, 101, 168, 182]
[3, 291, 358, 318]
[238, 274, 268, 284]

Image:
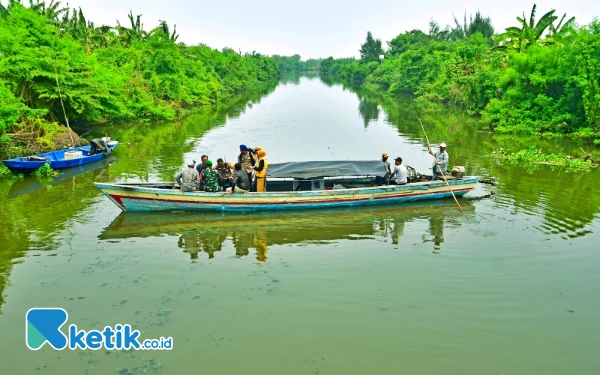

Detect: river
[1, 75, 599, 374]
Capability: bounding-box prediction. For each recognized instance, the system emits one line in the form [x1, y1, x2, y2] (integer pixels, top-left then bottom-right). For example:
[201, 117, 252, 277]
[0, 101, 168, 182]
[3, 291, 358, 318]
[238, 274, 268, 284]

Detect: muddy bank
[1, 127, 89, 159]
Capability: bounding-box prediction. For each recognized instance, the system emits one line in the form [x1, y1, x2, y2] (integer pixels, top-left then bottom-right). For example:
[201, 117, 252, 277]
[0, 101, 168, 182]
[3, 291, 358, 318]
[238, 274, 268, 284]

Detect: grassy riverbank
[319, 5, 600, 144]
[0, 2, 280, 158]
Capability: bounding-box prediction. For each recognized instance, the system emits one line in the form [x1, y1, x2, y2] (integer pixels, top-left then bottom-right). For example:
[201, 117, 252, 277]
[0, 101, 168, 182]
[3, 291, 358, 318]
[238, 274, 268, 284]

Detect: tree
[359, 31, 383, 62]
[387, 29, 430, 55]
[546, 13, 576, 45]
[150, 20, 178, 42]
[494, 4, 558, 52]
[429, 20, 450, 41]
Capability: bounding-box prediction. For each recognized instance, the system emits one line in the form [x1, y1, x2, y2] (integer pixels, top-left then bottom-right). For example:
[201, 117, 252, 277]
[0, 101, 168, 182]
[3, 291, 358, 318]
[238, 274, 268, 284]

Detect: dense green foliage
[319, 5, 600, 141]
[492, 145, 596, 171]
[0, 163, 20, 179]
[0, 1, 280, 154]
[272, 55, 322, 73]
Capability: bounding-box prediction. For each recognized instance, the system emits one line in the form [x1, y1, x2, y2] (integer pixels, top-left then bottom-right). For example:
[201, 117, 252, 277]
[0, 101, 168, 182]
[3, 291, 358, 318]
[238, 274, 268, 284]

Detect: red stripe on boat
[109, 194, 126, 208]
[109, 187, 473, 206]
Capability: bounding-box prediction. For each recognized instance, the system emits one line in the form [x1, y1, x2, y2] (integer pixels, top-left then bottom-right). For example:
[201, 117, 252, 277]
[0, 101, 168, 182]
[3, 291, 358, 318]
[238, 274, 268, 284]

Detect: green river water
[1, 75, 599, 374]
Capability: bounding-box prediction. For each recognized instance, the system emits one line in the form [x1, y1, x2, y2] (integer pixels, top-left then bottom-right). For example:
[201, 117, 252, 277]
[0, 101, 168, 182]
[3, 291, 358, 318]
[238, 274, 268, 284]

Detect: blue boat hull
[2, 143, 118, 174]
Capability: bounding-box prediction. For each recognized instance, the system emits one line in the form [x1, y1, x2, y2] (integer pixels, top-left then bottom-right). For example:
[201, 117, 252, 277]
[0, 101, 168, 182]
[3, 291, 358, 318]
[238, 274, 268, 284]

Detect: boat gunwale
[94, 177, 479, 198]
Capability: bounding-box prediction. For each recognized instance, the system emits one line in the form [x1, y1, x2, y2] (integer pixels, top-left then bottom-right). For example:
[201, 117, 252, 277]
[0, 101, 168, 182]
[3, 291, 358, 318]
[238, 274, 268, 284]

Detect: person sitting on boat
[226, 163, 252, 194]
[216, 158, 234, 191]
[253, 149, 268, 192]
[428, 143, 449, 180]
[375, 152, 392, 186]
[391, 157, 407, 185]
[200, 160, 220, 192]
[238, 145, 256, 184]
[196, 154, 209, 175]
[176, 161, 200, 192]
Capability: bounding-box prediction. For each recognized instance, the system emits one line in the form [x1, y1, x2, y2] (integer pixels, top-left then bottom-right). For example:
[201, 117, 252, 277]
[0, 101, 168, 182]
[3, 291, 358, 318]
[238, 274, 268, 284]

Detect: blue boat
[2, 139, 118, 174]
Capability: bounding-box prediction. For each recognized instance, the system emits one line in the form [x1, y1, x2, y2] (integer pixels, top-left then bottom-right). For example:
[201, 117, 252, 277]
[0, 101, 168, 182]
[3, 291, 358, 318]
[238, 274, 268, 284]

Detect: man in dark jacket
[227, 163, 252, 194]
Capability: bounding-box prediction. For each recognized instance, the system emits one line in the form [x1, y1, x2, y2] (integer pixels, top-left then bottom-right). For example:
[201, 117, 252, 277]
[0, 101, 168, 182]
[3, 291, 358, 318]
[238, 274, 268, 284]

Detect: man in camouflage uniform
[175, 161, 199, 192]
[201, 160, 220, 192]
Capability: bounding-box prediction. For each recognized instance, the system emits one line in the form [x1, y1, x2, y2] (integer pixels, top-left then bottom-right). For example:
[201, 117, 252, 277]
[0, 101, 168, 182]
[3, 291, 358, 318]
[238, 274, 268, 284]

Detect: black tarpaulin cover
[267, 160, 387, 179]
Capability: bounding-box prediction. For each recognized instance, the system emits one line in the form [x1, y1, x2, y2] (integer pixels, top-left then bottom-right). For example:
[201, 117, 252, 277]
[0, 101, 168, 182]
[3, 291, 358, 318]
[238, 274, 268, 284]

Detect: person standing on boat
[254, 149, 268, 192]
[227, 163, 252, 194]
[176, 161, 200, 192]
[238, 145, 256, 183]
[428, 143, 449, 180]
[375, 152, 392, 185]
[391, 157, 407, 185]
[201, 160, 220, 192]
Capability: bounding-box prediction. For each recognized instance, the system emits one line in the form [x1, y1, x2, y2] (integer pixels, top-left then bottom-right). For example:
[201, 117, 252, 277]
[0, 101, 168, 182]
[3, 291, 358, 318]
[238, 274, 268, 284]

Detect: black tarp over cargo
[89, 139, 109, 156]
[267, 160, 387, 179]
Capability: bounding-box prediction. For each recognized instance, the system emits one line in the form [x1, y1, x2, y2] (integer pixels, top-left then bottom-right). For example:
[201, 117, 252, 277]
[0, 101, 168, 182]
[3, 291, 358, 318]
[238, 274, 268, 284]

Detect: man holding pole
[428, 143, 448, 180]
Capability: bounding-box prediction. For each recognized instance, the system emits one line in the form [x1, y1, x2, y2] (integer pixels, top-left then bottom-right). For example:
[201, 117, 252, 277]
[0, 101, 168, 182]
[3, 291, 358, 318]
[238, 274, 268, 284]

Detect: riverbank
[1, 75, 600, 375]
[0, 3, 280, 159]
[318, 7, 600, 144]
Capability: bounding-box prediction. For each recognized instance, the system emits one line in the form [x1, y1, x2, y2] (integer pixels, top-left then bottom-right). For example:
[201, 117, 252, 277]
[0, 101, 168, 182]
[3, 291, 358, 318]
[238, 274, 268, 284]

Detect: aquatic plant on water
[32, 163, 59, 177]
[0, 163, 23, 179]
[491, 145, 597, 171]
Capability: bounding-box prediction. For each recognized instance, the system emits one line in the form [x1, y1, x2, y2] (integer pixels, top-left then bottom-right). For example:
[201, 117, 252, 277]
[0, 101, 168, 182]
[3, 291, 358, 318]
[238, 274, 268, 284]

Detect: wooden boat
[2, 139, 118, 174]
[94, 160, 477, 213]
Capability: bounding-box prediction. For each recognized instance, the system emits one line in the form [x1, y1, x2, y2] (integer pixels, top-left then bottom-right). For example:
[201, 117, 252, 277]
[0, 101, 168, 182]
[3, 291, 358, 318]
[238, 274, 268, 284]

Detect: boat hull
[2, 143, 118, 173]
[94, 178, 478, 213]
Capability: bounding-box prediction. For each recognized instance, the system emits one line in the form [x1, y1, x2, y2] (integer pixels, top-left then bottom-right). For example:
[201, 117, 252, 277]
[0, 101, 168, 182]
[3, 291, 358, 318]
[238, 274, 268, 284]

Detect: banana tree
[545, 13, 576, 45]
[493, 4, 558, 52]
[116, 11, 148, 47]
[150, 20, 179, 42]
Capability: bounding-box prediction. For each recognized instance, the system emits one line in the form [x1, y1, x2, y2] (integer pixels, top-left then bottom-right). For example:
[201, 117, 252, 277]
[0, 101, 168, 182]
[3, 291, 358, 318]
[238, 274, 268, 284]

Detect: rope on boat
[418, 118, 465, 215]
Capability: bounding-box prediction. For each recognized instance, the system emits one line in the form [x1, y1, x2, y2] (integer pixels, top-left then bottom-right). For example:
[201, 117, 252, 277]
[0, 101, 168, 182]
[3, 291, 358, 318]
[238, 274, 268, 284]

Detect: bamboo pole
[418, 118, 465, 215]
[52, 56, 76, 148]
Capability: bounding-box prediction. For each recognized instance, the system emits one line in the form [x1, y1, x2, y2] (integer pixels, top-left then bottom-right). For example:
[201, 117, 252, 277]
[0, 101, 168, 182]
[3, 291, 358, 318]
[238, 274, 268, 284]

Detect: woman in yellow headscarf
[253, 149, 268, 192]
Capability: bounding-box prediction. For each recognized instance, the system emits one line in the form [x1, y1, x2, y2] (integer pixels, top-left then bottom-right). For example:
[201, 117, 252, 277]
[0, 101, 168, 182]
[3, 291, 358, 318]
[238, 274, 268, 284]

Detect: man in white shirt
[391, 157, 407, 185]
[428, 143, 449, 180]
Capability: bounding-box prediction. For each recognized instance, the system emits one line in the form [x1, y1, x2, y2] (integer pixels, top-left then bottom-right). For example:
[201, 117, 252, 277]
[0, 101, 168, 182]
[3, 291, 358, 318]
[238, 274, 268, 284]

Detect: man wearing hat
[175, 160, 200, 192]
[391, 157, 407, 185]
[200, 160, 220, 192]
[428, 143, 449, 180]
[375, 152, 392, 186]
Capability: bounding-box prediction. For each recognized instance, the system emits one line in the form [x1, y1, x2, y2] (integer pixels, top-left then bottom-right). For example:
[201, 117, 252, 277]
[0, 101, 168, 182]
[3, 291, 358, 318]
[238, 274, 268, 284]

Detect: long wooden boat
[2, 139, 118, 174]
[94, 176, 478, 213]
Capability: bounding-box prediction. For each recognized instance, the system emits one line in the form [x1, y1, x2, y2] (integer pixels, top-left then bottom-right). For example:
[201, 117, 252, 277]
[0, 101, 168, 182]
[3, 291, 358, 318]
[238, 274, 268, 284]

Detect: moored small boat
[2, 138, 118, 174]
[94, 160, 477, 213]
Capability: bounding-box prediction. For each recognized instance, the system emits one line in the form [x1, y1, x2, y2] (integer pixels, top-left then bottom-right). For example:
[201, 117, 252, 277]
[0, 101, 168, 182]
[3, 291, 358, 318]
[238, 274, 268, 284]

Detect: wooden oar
[418, 118, 465, 215]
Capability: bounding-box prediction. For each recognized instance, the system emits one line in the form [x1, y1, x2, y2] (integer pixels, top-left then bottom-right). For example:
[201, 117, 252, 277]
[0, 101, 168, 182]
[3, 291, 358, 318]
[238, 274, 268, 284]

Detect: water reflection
[423, 215, 445, 252]
[358, 96, 380, 128]
[99, 201, 474, 261]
